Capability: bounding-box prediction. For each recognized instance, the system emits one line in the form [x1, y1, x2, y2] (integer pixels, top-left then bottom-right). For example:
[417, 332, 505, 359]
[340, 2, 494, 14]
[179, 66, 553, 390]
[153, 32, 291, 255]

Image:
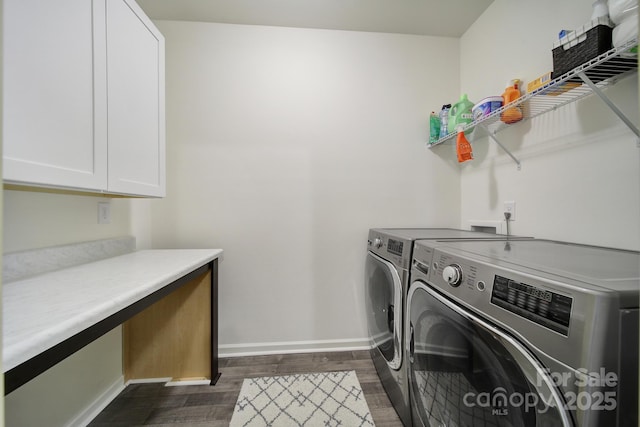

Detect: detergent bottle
[501, 80, 523, 124]
[456, 126, 473, 163]
[448, 94, 475, 135]
[429, 112, 441, 144]
[438, 104, 451, 139]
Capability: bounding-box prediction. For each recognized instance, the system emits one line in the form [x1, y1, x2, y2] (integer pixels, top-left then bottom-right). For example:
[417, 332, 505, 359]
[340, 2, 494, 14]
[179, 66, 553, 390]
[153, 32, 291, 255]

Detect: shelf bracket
[577, 71, 640, 140]
[481, 124, 522, 170]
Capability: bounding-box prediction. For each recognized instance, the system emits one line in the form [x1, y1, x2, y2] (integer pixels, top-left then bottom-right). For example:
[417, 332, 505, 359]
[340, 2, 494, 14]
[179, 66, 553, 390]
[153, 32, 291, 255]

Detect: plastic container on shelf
[501, 80, 523, 124]
[612, 11, 638, 56]
[609, 0, 638, 24]
[455, 127, 473, 163]
[592, 0, 609, 19]
[429, 112, 441, 144]
[472, 96, 503, 120]
[447, 94, 475, 134]
[438, 104, 451, 138]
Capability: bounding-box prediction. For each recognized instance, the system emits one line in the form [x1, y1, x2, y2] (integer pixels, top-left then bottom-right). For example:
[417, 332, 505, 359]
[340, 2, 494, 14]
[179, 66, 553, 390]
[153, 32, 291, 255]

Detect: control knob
[373, 238, 383, 249]
[442, 264, 463, 287]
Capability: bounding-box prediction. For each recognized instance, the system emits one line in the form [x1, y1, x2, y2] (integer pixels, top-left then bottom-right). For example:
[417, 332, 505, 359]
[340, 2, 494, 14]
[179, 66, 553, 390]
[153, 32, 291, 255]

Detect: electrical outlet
[98, 201, 111, 224]
[504, 201, 516, 221]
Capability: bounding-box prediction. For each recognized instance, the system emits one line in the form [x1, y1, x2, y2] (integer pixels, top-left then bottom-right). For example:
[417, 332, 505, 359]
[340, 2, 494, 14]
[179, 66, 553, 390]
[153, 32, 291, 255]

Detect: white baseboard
[219, 338, 372, 358]
[66, 375, 125, 427]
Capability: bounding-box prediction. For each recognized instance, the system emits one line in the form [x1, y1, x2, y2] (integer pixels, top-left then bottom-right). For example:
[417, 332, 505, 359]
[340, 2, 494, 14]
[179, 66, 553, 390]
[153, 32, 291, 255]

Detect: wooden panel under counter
[124, 269, 211, 381]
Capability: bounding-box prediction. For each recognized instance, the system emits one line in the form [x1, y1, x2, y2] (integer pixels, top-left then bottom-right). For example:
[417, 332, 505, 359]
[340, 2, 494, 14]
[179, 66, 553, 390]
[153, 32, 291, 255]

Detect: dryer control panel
[367, 231, 412, 270]
[387, 239, 404, 256]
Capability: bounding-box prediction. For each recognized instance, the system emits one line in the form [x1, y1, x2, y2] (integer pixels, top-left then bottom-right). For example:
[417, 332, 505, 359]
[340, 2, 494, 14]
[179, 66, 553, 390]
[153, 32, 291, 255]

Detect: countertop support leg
[210, 259, 221, 385]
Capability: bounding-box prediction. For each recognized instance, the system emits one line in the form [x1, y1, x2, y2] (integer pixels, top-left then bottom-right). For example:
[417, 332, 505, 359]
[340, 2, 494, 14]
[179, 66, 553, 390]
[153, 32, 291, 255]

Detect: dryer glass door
[407, 281, 574, 427]
[365, 251, 402, 369]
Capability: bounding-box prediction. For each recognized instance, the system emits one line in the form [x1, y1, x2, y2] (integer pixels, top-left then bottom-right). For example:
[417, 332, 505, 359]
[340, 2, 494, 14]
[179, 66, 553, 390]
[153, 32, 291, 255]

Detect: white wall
[3, 191, 131, 252]
[4, 329, 122, 427]
[148, 21, 462, 353]
[2, 191, 136, 426]
[459, 0, 640, 250]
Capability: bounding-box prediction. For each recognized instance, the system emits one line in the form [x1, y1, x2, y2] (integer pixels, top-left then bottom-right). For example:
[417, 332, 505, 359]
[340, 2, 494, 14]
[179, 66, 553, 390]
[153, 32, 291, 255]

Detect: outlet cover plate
[98, 202, 111, 224]
[504, 201, 516, 221]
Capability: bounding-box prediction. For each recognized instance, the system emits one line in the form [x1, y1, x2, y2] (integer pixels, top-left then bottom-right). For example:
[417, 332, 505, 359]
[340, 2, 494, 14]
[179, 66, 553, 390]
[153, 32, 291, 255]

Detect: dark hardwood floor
[89, 350, 404, 426]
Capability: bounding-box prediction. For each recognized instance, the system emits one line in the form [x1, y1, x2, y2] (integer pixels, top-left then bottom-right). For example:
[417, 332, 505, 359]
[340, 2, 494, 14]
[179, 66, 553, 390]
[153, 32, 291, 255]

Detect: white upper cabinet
[2, 0, 165, 197]
[3, 0, 108, 191]
[106, 0, 165, 197]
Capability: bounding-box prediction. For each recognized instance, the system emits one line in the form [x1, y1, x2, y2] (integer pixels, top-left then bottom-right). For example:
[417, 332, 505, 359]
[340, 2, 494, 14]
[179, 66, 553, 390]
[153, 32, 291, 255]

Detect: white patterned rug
[229, 370, 376, 426]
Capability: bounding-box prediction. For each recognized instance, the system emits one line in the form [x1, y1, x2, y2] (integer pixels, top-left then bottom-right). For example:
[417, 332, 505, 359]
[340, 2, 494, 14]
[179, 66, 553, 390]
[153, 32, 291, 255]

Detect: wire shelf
[429, 39, 638, 148]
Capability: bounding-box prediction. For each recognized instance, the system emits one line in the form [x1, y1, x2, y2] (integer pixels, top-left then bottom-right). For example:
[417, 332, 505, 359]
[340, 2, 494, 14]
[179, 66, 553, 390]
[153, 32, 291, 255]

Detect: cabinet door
[106, 0, 166, 197]
[3, 0, 108, 191]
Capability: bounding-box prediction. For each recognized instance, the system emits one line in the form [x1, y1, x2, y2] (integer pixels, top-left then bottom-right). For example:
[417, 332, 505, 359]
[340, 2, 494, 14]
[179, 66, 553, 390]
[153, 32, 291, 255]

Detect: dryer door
[365, 251, 403, 370]
[407, 281, 574, 427]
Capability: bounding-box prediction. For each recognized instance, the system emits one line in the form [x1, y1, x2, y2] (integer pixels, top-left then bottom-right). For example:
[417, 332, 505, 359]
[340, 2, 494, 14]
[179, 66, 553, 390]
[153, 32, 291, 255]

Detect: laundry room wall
[458, 0, 640, 250]
[147, 21, 462, 354]
[2, 190, 135, 426]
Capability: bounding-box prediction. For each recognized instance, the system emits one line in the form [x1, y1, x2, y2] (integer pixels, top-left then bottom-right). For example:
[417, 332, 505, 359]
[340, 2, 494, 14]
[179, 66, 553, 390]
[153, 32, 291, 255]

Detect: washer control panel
[442, 264, 463, 287]
[491, 275, 572, 336]
[431, 254, 479, 293]
[429, 247, 574, 338]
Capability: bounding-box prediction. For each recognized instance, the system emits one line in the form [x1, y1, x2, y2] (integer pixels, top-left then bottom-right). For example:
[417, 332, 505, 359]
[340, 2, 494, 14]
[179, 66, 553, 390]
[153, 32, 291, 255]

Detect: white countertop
[3, 249, 223, 372]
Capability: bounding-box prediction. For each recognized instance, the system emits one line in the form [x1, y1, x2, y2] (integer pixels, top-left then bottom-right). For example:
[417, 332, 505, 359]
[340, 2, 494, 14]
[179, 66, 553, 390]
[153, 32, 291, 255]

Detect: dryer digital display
[387, 239, 404, 256]
[491, 275, 572, 336]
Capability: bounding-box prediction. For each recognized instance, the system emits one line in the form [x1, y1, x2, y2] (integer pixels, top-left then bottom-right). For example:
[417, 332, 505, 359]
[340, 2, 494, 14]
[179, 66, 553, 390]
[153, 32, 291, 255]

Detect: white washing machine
[407, 239, 639, 427]
[365, 228, 528, 426]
